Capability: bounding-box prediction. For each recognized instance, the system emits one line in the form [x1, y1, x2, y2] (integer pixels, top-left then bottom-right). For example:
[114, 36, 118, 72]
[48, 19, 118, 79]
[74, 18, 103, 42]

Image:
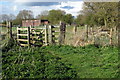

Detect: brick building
[22, 20, 49, 27]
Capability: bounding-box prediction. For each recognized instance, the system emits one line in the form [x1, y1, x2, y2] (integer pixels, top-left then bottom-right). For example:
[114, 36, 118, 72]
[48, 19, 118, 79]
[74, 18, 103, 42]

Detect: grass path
[43, 45, 119, 78]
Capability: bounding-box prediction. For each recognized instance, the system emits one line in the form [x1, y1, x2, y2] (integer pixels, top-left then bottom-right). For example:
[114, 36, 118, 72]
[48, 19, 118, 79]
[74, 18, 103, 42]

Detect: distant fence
[16, 24, 65, 47]
[84, 25, 118, 46]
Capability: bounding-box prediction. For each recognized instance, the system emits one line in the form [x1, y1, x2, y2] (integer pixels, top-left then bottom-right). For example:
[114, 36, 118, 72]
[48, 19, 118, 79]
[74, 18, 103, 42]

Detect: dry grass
[65, 26, 118, 46]
[65, 26, 93, 46]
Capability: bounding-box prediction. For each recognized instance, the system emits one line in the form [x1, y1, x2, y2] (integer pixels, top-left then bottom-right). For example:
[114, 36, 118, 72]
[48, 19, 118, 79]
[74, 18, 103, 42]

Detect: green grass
[2, 44, 119, 78]
[41, 45, 119, 78]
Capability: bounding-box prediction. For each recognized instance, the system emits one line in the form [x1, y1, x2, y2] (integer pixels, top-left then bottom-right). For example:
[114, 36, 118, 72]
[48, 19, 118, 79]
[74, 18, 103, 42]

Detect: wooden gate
[17, 25, 60, 47]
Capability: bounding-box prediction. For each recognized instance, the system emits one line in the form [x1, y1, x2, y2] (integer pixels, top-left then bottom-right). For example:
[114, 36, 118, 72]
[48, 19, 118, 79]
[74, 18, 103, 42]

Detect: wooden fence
[84, 25, 118, 46]
[6, 21, 118, 47]
[17, 25, 61, 47]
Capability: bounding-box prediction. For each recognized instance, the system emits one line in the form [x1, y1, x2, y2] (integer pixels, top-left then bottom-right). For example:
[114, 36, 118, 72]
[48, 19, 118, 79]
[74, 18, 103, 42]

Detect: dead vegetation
[65, 26, 118, 47]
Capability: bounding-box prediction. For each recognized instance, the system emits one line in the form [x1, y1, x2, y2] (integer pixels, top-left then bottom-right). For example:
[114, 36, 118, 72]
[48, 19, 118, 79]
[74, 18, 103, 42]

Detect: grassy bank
[2, 44, 119, 78]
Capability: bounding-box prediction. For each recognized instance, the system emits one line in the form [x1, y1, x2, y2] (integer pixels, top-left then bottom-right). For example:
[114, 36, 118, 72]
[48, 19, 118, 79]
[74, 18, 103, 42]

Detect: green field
[2, 42, 119, 78]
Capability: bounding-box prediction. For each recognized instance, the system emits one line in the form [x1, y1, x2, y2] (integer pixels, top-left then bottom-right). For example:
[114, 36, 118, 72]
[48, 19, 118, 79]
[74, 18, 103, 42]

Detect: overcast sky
[0, 0, 84, 17]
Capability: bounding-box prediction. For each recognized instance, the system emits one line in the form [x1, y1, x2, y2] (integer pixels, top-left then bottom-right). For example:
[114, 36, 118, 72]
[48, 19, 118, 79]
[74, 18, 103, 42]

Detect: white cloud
[28, 1, 83, 17]
[12, 0, 81, 2]
[13, 5, 17, 11]
[29, 6, 51, 16]
[51, 1, 84, 17]
[18, 1, 83, 17]
[1, 1, 84, 17]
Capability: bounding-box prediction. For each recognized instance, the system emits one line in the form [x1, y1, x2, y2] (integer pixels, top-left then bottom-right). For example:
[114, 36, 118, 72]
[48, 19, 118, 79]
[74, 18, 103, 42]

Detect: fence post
[7, 21, 9, 33]
[109, 28, 113, 45]
[8, 21, 13, 39]
[85, 25, 88, 40]
[59, 22, 66, 45]
[17, 26, 20, 44]
[28, 26, 30, 47]
[73, 24, 77, 34]
[30, 25, 32, 32]
[45, 25, 48, 45]
[49, 25, 53, 45]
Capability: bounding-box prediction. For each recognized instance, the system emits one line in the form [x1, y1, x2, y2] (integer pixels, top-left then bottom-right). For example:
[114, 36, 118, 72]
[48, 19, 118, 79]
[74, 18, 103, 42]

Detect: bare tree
[16, 10, 34, 20]
[0, 14, 10, 22]
[0, 14, 16, 22]
[36, 10, 49, 19]
[9, 14, 16, 21]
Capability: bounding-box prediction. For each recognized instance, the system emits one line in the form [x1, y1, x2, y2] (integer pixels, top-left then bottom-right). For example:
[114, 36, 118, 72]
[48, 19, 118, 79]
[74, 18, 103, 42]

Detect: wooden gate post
[59, 22, 66, 45]
[45, 25, 48, 45]
[27, 26, 30, 47]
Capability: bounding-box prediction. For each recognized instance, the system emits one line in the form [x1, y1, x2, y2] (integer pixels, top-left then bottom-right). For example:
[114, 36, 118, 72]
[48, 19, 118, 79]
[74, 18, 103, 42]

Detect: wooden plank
[31, 36, 39, 39]
[17, 39, 28, 42]
[55, 31, 60, 33]
[100, 31, 108, 34]
[31, 28, 45, 30]
[31, 32, 41, 34]
[17, 34, 28, 36]
[31, 38, 44, 41]
[17, 28, 28, 30]
[20, 44, 28, 46]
